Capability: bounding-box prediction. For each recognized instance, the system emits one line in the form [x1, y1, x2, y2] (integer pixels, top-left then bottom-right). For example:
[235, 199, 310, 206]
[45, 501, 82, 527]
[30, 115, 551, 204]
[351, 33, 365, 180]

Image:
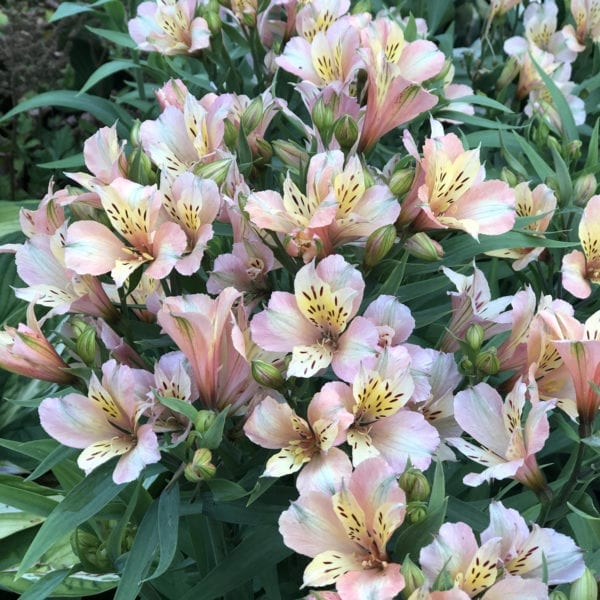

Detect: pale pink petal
[77, 439, 131, 475]
[303, 550, 363, 588]
[481, 576, 547, 600]
[145, 221, 188, 279]
[363, 295, 415, 345]
[398, 40, 445, 83]
[243, 396, 301, 449]
[561, 250, 591, 298]
[112, 423, 161, 484]
[332, 317, 380, 382]
[288, 343, 334, 378]
[296, 447, 353, 495]
[336, 563, 404, 600]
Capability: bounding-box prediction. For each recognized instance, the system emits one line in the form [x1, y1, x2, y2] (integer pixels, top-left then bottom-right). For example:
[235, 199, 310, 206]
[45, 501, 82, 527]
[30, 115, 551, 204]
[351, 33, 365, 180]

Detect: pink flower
[295, 0, 350, 41]
[128, 0, 210, 56]
[279, 456, 406, 599]
[250, 255, 379, 380]
[447, 379, 553, 492]
[571, 0, 600, 42]
[39, 359, 158, 484]
[0, 304, 74, 384]
[562, 194, 600, 299]
[400, 122, 515, 239]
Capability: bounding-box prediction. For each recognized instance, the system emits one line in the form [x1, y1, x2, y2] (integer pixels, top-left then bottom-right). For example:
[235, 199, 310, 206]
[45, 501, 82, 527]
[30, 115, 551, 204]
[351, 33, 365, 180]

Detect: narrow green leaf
[0, 439, 59, 462]
[17, 462, 125, 576]
[79, 60, 140, 95]
[0, 485, 59, 517]
[50, 2, 97, 21]
[157, 395, 199, 423]
[87, 26, 137, 49]
[549, 143, 573, 204]
[428, 460, 445, 512]
[438, 111, 516, 130]
[37, 153, 85, 170]
[450, 94, 514, 113]
[530, 52, 579, 141]
[180, 526, 292, 600]
[584, 118, 599, 171]
[568, 502, 600, 521]
[511, 132, 554, 181]
[207, 479, 249, 502]
[143, 485, 180, 581]
[201, 409, 228, 449]
[26, 445, 77, 483]
[19, 568, 71, 600]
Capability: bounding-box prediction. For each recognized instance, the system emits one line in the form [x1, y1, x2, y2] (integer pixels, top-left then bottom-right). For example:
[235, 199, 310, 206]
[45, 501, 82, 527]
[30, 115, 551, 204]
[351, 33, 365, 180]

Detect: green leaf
[79, 60, 141, 95]
[568, 502, 600, 522]
[200, 409, 228, 450]
[438, 111, 516, 130]
[87, 26, 137, 49]
[0, 504, 45, 540]
[511, 132, 554, 181]
[207, 479, 249, 502]
[530, 52, 579, 141]
[0, 91, 132, 135]
[37, 153, 85, 170]
[0, 477, 60, 517]
[428, 460, 445, 512]
[157, 395, 198, 424]
[17, 462, 125, 576]
[26, 444, 77, 483]
[549, 142, 573, 204]
[180, 526, 292, 600]
[0, 201, 37, 238]
[19, 568, 71, 600]
[584, 118, 599, 171]
[451, 94, 514, 114]
[49, 0, 114, 22]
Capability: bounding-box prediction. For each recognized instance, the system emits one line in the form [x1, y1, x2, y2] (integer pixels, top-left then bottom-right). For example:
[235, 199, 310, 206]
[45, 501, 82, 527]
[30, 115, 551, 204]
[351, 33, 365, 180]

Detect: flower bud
[71, 529, 112, 573]
[574, 174, 597, 207]
[406, 502, 428, 524]
[252, 359, 285, 390]
[333, 115, 359, 151]
[241, 97, 264, 134]
[194, 410, 217, 433]
[312, 96, 335, 145]
[272, 140, 308, 171]
[475, 348, 500, 375]
[547, 136, 562, 155]
[351, 0, 371, 14]
[567, 140, 582, 160]
[254, 139, 273, 164]
[465, 324, 485, 352]
[549, 592, 569, 600]
[223, 118, 238, 149]
[401, 556, 425, 597]
[206, 10, 222, 35]
[193, 157, 232, 186]
[496, 56, 520, 90]
[184, 448, 217, 482]
[459, 356, 474, 374]
[127, 147, 156, 186]
[75, 325, 97, 366]
[570, 567, 598, 600]
[364, 225, 397, 267]
[404, 232, 444, 261]
[500, 167, 518, 187]
[130, 119, 142, 147]
[389, 168, 414, 196]
[398, 467, 430, 503]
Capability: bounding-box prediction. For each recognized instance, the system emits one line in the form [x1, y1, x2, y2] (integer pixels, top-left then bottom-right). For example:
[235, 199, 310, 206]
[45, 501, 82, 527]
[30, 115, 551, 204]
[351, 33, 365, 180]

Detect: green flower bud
[184, 448, 217, 482]
[398, 468, 431, 503]
[547, 136, 562, 155]
[351, 0, 371, 14]
[567, 140, 582, 161]
[549, 592, 569, 600]
[475, 348, 500, 375]
[193, 157, 232, 186]
[496, 56, 520, 90]
[206, 10, 222, 35]
[241, 97, 264, 134]
[459, 356, 474, 375]
[389, 168, 414, 196]
[312, 97, 335, 145]
[406, 502, 428, 524]
[128, 147, 156, 186]
[574, 174, 597, 207]
[71, 529, 112, 573]
[404, 232, 444, 261]
[401, 556, 425, 597]
[252, 359, 285, 390]
[570, 567, 598, 600]
[272, 140, 308, 170]
[130, 119, 142, 147]
[254, 139, 273, 164]
[194, 410, 217, 433]
[465, 324, 485, 352]
[223, 118, 238, 150]
[500, 167, 518, 187]
[76, 326, 97, 367]
[364, 225, 397, 268]
[333, 115, 359, 151]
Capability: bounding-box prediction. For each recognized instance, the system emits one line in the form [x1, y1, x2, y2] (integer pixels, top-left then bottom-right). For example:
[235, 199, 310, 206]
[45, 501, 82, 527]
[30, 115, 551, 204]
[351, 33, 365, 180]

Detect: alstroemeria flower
[400, 122, 515, 239]
[295, 0, 350, 41]
[481, 501, 585, 585]
[562, 194, 600, 299]
[407, 578, 548, 600]
[157, 288, 261, 414]
[128, 0, 211, 56]
[486, 183, 557, 270]
[447, 379, 553, 492]
[279, 456, 406, 599]
[39, 359, 158, 484]
[0, 304, 74, 384]
[251, 254, 379, 380]
[571, 0, 600, 42]
[243, 393, 353, 477]
[65, 178, 188, 287]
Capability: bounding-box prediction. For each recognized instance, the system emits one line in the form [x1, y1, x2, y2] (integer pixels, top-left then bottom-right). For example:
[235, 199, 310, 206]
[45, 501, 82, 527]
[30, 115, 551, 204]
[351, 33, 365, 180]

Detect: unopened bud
[547, 136, 562, 155]
[574, 174, 597, 207]
[193, 157, 232, 186]
[500, 167, 518, 187]
[404, 232, 444, 261]
[364, 225, 397, 267]
[398, 467, 430, 503]
[241, 10, 256, 27]
[252, 359, 285, 390]
[127, 147, 155, 185]
[223, 118, 238, 149]
[549, 592, 569, 600]
[184, 448, 217, 482]
[272, 140, 308, 170]
[351, 0, 371, 14]
[465, 324, 485, 352]
[194, 410, 217, 433]
[130, 119, 142, 147]
[312, 97, 335, 144]
[475, 348, 500, 375]
[333, 115, 359, 151]
[567, 140, 582, 160]
[76, 326, 97, 366]
[241, 97, 264, 134]
[406, 502, 427, 524]
[569, 567, 598, 600]
[71, 529, 112, 573]
[496, 56, 520, 90]
[401, 556, 426, 597]
[459, 356, 474, 374]
[206, 10, 222, 35]
[389, 168, 414, 196]
[254, 139, 273, 164]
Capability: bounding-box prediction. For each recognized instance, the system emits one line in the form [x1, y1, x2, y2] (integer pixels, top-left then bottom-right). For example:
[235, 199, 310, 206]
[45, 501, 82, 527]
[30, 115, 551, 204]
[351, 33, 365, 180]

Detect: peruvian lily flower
[399, 121, 516, 239]
[279, 456, 406, 599]
[481, 501, 585, 585]
[65, 178, 188, 288]
[571, 0, 600, 42]
[39, 359, 158, 484]
[243, 393, 353, 477]
[447, 379, 554, 493]
[358, 18, 444, 152]
[157, 287, 261, 414]
[128, 0, 211, 56]
[407, 579, 547, 600]
[562, 194, 600, 299]
[0, 304, 74, 384]
[486, 183, 557, 270]
[250, 254, 379, 381]
[295, 0, 350, 41]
